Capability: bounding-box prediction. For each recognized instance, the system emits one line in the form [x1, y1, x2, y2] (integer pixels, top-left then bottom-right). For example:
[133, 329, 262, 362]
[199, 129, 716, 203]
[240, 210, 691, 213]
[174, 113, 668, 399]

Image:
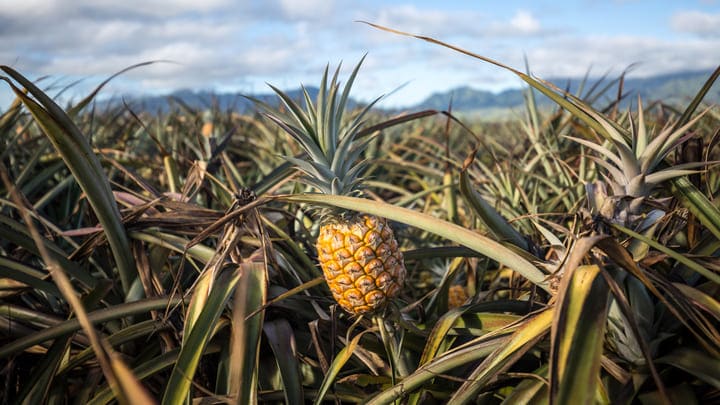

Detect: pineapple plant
[253, 58, 406, 315]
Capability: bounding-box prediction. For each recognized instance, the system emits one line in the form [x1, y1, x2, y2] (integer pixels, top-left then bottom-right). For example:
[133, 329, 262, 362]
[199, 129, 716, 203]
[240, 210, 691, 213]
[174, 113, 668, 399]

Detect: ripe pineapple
[254, 58, 406, 315]
[447, 285, 468, 309]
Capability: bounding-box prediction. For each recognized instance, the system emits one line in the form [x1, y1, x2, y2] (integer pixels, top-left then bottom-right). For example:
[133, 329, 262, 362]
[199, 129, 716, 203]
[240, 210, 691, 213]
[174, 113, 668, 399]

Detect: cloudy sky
[1, 0, 719, 109]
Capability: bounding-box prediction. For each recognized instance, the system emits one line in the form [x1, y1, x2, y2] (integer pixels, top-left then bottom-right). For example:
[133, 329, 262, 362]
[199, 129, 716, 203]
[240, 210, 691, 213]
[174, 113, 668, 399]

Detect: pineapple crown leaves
[563, 96, 713, 198]
[248, 56, 383, 196]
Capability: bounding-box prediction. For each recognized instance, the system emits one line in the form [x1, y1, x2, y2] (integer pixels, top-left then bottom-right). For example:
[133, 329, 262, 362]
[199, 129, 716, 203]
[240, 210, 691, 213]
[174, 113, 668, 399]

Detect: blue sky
[1, 0, 719, 110]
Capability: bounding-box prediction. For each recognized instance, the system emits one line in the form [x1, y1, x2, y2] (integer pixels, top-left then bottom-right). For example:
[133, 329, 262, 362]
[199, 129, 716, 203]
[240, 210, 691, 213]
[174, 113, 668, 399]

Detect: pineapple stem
[345, 314, 366, 345]
[373, 314, 409, 387]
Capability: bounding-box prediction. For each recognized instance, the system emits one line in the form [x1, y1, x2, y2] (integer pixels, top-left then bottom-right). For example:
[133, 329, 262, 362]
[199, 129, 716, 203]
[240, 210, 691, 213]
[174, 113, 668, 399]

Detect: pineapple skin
[448, 285, 468, 309]
[316, 214, 406, 315]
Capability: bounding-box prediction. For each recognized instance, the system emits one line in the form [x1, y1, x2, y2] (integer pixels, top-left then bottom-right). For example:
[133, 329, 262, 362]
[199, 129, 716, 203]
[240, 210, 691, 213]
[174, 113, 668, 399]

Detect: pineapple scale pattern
[316, 214, 406, 314]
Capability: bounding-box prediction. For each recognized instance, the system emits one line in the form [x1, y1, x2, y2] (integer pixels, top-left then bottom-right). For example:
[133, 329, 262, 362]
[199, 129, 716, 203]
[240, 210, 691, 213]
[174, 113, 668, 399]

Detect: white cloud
[366, 6, 549, 39]
[0, 0, 63, 18]
[363, 4, 463, 42]
[513, 35, 720, 79]
[87, 0, 232, 15]
[279, 0, 335, 20]
[510, 10, 541, 34]
[1, 1, 719, 110]
[671, 10, 720, 37]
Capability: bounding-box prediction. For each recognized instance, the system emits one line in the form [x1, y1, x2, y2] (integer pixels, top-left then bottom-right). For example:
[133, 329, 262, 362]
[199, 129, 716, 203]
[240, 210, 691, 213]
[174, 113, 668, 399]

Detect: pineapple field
[1, 29, 719, 404]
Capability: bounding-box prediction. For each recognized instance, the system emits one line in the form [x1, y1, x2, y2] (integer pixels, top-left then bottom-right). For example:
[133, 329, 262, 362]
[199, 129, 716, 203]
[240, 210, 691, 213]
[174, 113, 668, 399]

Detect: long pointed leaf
[263, 319, 303, 404]
[313, 329, 374, 405]
[279, 194, 550, 290]
[360, 22, 629, 143]
[0, 297, 184, 359]
[365, 331, 508, 404]
[672, 176, 720, 243]
[161, 267, 242, 405]
[448, 309, 554, 403]
[0, 67, 137, 294]
[460, 162, 530, 251]
[229, 261, 267, 404]
[656, 347, 720, 389]
[550, 264, 610, 404]
[672, 65, 720, 131]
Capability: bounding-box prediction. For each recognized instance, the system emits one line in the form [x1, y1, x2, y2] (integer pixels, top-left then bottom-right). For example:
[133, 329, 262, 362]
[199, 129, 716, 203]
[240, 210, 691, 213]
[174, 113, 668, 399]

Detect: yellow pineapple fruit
[253, 58, 406, 315]
[317, 214, 405, 314]
[447, 285, 468, 309]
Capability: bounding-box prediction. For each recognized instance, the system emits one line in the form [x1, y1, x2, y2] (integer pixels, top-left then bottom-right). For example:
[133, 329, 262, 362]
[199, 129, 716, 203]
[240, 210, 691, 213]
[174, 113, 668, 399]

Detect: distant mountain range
[413, 69, 719, 113]
[112, 69, 719, 115]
